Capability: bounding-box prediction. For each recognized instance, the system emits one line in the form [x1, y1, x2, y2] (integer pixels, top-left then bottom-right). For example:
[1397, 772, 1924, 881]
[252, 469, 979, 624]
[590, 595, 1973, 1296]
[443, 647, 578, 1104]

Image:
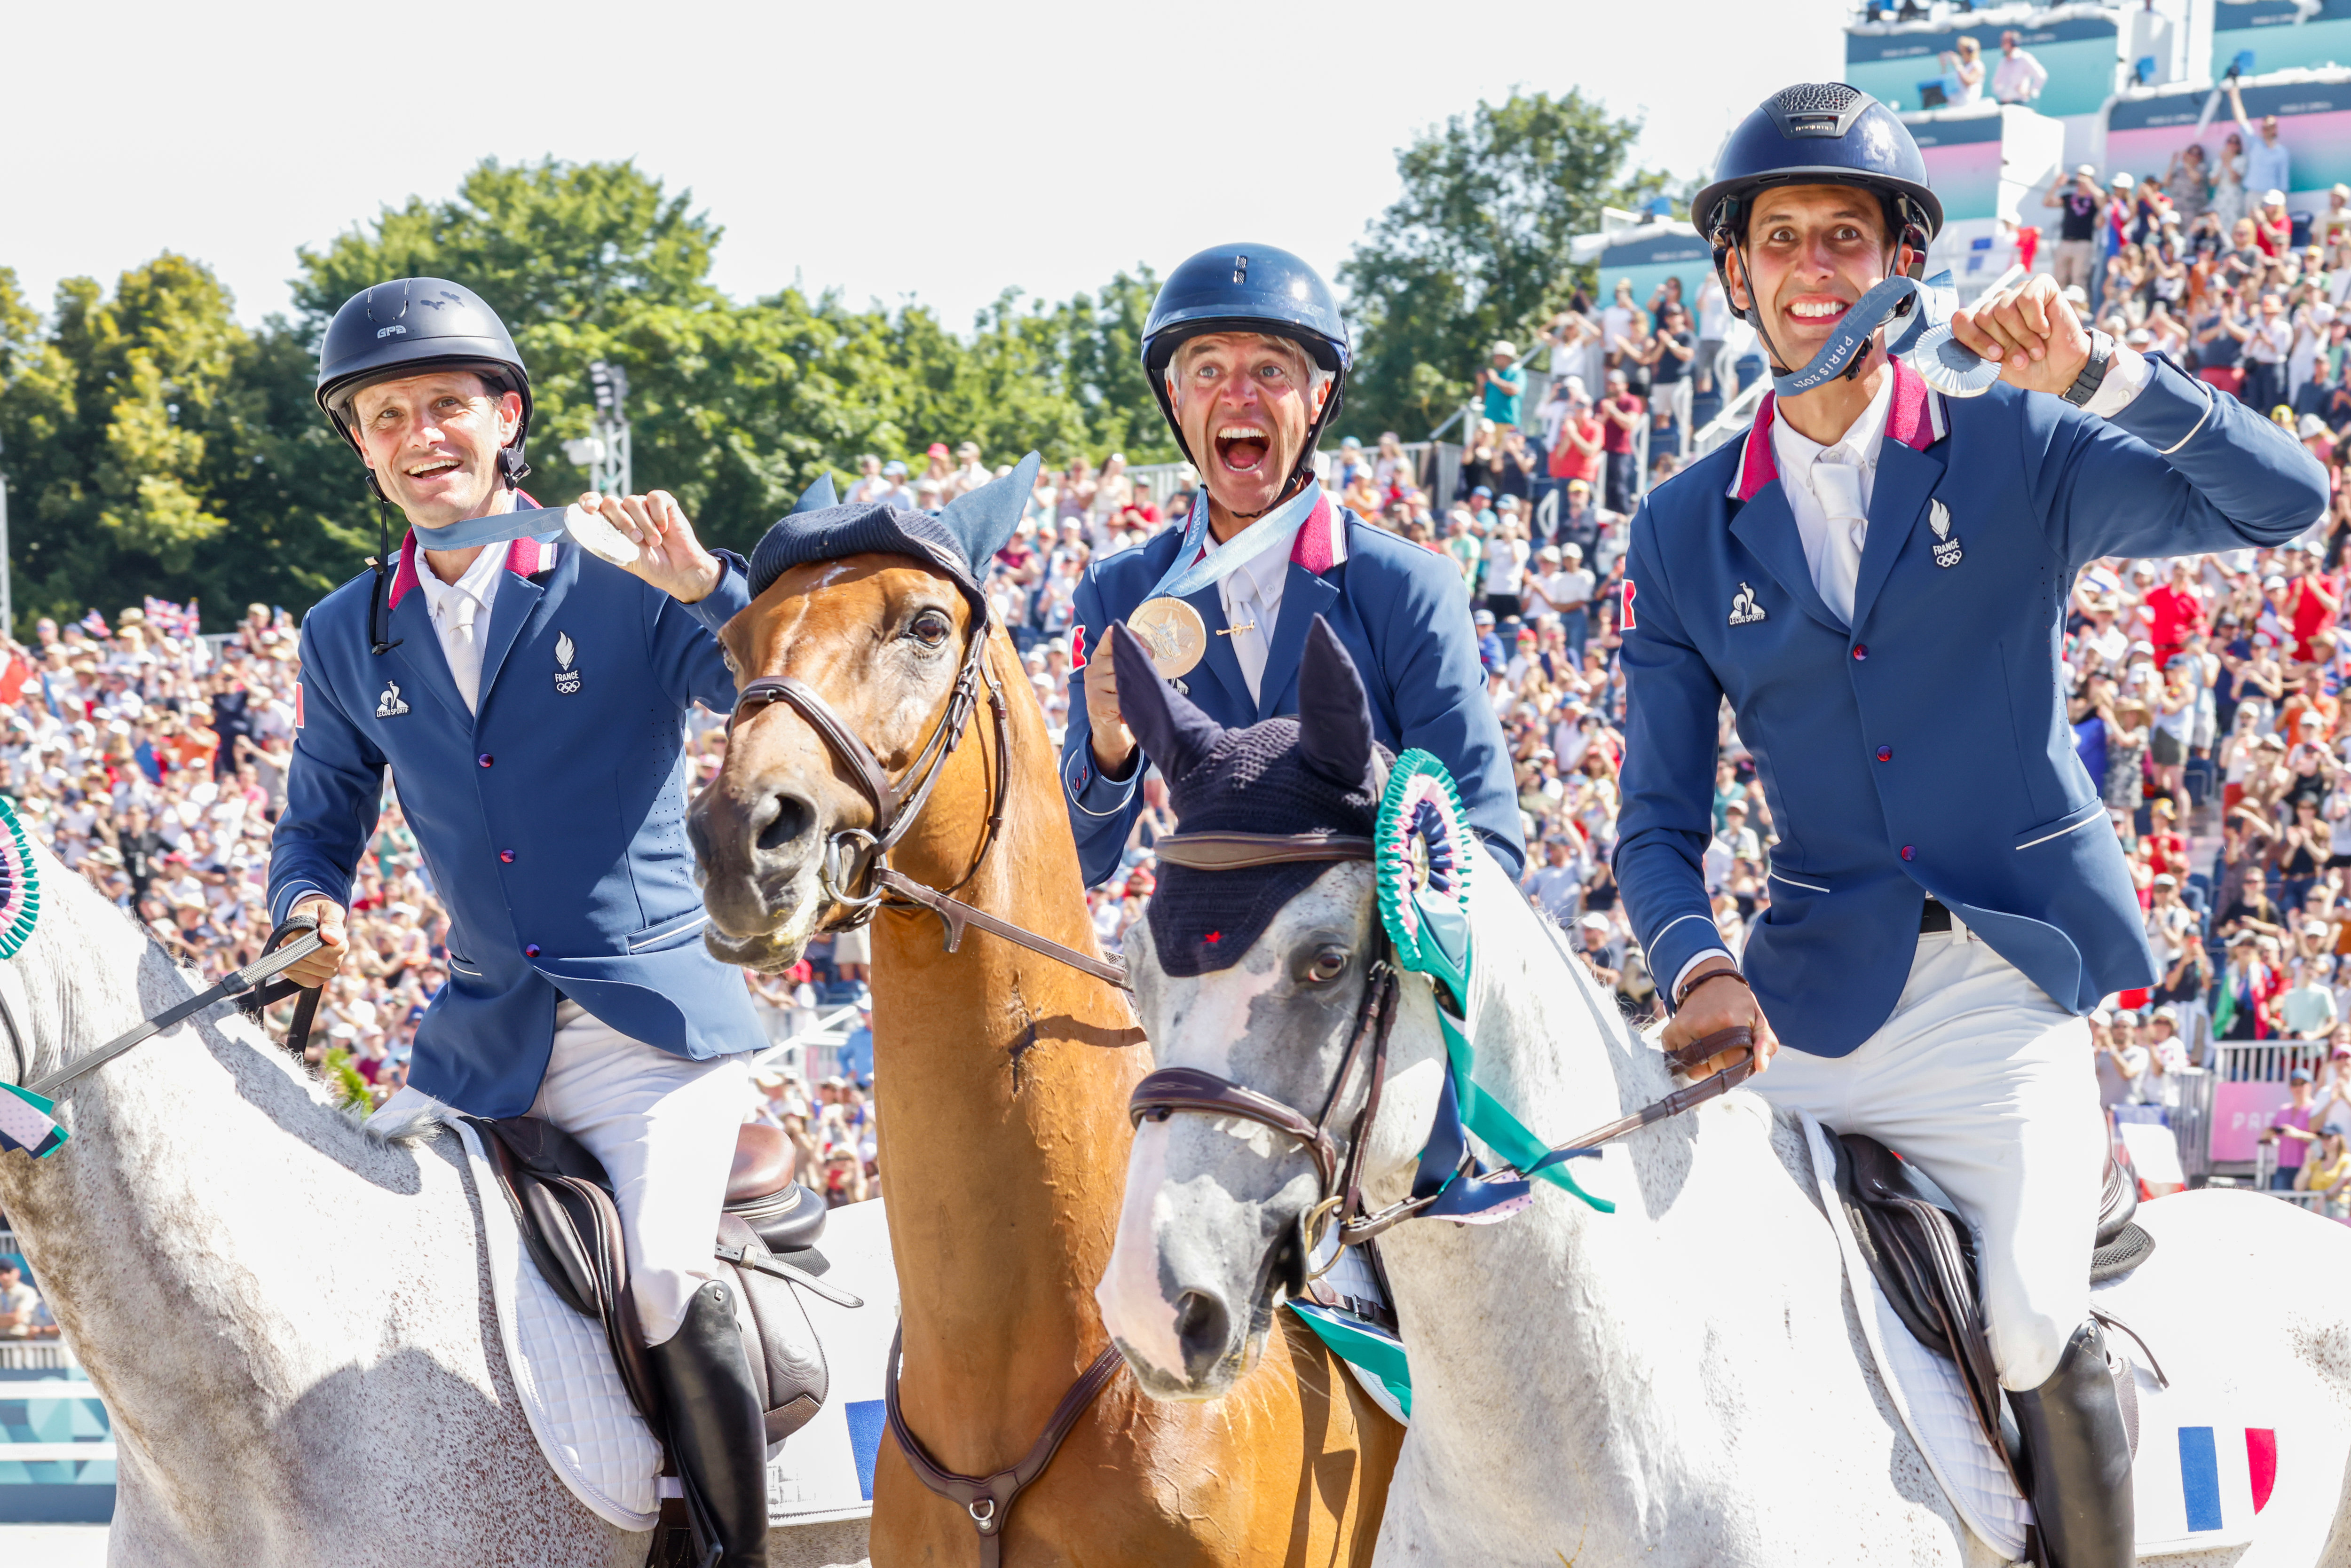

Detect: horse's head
[688, 458, 1036, 972]
[1095, 620, 1447, 1400]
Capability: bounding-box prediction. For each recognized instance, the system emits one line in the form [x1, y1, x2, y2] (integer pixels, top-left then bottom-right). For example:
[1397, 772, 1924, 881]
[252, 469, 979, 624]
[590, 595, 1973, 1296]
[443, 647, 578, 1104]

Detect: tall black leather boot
[647, 1278, 769, 1568]
[2008, 1320, 2133, 1568]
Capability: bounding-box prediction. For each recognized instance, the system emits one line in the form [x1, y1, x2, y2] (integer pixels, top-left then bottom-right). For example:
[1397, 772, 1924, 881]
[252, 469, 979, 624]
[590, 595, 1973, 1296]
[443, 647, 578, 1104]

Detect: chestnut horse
[688, 541, 1400, 1565]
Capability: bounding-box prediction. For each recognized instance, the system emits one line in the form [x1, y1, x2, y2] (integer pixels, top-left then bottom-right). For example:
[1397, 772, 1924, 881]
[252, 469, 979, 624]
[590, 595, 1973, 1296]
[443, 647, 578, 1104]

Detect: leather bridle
[727, 604, 1129, 991]
[1127, 830, 1756, 1273]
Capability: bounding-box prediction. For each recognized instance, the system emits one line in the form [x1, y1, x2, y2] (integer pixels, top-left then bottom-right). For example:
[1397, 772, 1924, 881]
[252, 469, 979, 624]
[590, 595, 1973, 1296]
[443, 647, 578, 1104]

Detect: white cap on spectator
[1492, 340, 1517, 358]
[2063, 284, 2090, 306]
[2076, 163, 2097, 176]
[2265, 189, 2288, 206]
[2301, 414, 2332, 440]
[1579, 914, 1611, 931]
[2112, 171, 2136, 189]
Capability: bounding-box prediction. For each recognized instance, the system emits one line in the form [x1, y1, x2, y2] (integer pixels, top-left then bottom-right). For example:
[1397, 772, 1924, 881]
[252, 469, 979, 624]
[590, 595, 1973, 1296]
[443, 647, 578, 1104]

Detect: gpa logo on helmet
[376, 325, 406, 339]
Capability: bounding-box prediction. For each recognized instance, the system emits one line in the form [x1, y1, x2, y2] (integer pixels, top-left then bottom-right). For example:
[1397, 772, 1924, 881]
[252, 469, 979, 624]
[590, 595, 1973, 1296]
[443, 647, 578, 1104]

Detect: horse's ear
[792, 473, 838, 514]
[1111, 622, 1223, 783]
[1297, 615, 1376, 795]
[937, 452, 1040, 570]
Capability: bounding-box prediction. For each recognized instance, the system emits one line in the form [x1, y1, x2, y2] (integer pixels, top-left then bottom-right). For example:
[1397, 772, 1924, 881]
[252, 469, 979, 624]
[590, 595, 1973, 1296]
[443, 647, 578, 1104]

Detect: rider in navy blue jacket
[1062, 245, 1524, 887]
[266, 279, 774, 1568]
[1617, 89, 2325, 1568]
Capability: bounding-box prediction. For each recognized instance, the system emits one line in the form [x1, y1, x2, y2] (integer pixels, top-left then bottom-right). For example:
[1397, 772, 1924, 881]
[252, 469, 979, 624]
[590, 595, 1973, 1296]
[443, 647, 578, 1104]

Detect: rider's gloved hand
[1657, 956, 1779, 1080]
[283, 894, 349, 989]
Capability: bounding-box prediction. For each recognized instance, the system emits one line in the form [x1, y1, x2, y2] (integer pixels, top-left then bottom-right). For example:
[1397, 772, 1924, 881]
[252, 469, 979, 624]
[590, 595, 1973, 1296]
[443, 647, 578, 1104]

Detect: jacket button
[524, 944, 542, 958]
[1852, 645, 1869, 661]
[499, 850, 515, 864]
[478, 753, 494, 768]
[1900, 845, 1916, 861]
[1877, 746, 1893, 762]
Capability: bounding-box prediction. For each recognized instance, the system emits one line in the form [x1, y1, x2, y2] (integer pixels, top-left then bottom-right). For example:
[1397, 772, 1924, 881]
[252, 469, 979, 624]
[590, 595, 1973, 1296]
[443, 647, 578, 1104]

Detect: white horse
[0, 837, 871, 1568]
[1094, 631, 2351, 1567]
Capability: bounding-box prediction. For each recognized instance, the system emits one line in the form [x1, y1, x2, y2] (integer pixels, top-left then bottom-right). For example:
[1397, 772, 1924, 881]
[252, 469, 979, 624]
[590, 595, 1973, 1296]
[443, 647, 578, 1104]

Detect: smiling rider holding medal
[1616, 86, 2326, 1568]
[1061, 244, 1525, 888]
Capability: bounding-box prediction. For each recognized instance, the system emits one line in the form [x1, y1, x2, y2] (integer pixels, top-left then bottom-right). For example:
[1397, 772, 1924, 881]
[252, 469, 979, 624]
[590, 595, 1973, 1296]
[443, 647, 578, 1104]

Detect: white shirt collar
[1207, 516, 1295, 609]
[413, 536, 512, 623]
[1771, 366, 1895, 495]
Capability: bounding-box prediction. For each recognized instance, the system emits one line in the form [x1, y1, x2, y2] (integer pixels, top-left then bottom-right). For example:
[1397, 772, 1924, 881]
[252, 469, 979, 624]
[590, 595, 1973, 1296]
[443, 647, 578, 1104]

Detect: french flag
[2138, 1424, 2275, 1549]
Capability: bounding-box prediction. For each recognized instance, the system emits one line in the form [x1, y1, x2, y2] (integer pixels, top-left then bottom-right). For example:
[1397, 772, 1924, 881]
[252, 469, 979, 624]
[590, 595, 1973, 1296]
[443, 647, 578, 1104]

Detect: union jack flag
[77, 609, 108, 639]
[142, 597, 200, 638]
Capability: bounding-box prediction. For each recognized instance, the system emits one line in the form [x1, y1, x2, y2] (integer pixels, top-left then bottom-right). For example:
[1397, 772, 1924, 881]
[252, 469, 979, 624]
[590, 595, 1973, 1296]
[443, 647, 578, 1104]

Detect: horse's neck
[1379, 875, 1822, 1492]
[871, 633, 1141, 1455]
[0, 883, 431, 1468]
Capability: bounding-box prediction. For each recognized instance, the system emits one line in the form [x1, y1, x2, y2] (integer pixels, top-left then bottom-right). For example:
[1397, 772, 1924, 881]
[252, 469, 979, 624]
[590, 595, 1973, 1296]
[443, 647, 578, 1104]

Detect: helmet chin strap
[1724, 221, 1925, 389]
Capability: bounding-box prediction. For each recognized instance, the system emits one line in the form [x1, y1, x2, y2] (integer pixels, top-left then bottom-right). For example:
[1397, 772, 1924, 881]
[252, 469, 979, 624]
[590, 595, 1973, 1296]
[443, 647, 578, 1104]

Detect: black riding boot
[2009, 1320, 2133, 1568]
[648, 1278, 769, 1568]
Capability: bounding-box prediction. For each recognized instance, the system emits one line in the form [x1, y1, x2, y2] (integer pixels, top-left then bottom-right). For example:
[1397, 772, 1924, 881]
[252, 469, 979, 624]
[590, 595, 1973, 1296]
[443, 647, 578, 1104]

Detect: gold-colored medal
[1127, 597, 1209, 678]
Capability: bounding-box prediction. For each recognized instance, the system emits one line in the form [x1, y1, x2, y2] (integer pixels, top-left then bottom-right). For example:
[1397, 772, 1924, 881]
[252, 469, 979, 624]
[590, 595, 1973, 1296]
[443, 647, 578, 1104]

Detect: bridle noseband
[1127, 830, 1756, 1274]
[726, 602, 1130, 992]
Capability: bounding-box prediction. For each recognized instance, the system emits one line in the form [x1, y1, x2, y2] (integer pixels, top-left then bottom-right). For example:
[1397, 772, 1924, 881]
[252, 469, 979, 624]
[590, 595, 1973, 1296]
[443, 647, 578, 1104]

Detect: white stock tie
[1229, 580, 1269, 704]
[445, 592, 484, 713]
[1812, 455, 1869, 627]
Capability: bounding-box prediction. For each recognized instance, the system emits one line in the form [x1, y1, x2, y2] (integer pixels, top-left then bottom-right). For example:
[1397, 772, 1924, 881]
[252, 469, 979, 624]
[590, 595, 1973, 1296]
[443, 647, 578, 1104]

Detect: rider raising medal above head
[1062, 244, 1526, 888]
[1617, 84, 2328, 1567]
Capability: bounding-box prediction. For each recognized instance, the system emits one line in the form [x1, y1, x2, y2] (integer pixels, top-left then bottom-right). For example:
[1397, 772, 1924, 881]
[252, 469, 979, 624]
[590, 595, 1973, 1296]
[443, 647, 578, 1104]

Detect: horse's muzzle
[687, 779, 824, 971]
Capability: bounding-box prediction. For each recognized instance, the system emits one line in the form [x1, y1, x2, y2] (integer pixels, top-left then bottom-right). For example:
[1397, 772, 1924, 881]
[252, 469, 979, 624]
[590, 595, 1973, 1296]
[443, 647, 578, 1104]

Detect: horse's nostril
[757, 793, 815, 854]
[1172, 1289, 1231, 1383]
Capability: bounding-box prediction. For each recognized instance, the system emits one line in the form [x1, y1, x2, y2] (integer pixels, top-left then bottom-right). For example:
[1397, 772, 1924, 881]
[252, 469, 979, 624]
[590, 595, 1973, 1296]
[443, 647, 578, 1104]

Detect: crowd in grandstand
[16, 193, 2351, 1216]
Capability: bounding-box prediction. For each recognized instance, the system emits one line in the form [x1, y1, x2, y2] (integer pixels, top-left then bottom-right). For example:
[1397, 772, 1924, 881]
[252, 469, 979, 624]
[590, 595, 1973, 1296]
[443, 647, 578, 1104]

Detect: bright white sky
[8, 0, 1846, 332]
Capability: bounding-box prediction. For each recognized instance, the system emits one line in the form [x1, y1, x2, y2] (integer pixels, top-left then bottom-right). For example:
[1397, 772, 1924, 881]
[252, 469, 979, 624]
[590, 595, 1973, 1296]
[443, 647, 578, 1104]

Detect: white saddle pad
[1799, 1114, 2272, 1562]
[384, 1099, 900, 1533]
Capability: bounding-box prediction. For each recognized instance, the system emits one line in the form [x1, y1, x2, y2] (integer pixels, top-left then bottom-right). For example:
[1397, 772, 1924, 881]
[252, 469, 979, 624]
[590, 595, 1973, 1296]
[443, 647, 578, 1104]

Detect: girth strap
[884, 1325, 1123, 1568]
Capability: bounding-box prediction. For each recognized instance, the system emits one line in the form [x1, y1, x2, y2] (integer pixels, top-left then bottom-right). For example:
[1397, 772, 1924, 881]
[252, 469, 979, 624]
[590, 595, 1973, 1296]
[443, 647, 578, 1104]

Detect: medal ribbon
[1768, 266, 2016, 401]
[1142, 481, 1325, 605]
[409, 504, 569, 552]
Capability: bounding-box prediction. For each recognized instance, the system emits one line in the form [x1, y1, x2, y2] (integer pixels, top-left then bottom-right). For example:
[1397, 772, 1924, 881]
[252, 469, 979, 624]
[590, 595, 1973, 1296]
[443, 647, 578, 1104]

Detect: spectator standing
[2245, 292, 2294, 413]
[1993, 29, 2049, 105]
[844, 454, 887, 505]
[2235, 84, 2292, 206]
[2045, 166, 2107, 293]
[0, 1260, 51, 1340]
[2265, 1067, 2323, 1187]
[1695, 273, 1733, 396]
[1599, 370, 1644, 514]
[1478, 342, 1526, 432]
[1647, 302, 1697, 458]
[1937, 34, 1987, 107]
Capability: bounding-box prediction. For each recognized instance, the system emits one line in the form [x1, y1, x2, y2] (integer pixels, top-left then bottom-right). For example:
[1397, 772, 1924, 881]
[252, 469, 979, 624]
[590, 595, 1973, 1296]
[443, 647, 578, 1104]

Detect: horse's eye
[908, 610, 952, 646]
[1304, 946, 1350, 985]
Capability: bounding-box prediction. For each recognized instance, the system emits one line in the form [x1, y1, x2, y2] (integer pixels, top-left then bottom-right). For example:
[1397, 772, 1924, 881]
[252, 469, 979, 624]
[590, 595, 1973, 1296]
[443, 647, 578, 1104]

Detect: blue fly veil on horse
[747, 453, 1041, 611]
[1110, 616, 1387, 977]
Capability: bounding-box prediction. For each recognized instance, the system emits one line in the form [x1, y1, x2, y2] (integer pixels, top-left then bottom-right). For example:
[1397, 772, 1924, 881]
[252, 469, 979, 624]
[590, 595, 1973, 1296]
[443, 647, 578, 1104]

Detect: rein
[1127, 828, 1756, 1268]
[728, 608, 1130, 992]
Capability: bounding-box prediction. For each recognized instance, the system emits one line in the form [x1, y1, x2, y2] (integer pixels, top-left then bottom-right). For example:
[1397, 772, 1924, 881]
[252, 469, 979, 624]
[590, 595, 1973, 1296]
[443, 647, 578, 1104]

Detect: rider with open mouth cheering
[1062, 244, 1526, 888]
[1615, 86, 2327, 1568]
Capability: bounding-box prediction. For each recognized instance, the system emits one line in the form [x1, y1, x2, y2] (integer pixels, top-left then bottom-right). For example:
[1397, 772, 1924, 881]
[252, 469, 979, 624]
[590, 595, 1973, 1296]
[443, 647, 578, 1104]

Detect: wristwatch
[2062, 329, 2115, 408]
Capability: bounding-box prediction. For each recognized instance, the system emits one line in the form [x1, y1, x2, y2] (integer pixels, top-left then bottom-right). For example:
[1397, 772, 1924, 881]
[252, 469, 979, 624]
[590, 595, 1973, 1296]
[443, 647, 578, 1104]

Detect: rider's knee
[1989, 1303, 2073, 1392]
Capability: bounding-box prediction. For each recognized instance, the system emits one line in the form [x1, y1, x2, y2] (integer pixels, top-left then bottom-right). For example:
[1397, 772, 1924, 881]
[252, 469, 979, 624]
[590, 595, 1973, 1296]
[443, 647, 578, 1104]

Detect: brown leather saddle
[1830, 1133, 2159, 1512]
[466, 1115, 857, 1456]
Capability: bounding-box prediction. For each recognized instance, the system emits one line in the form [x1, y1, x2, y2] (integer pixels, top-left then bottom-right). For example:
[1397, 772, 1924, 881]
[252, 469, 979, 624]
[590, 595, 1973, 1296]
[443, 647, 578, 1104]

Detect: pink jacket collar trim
[1728, 359, 1944, 504]
[386, 496, 554, 610]
[1185, 493, 1350, 575]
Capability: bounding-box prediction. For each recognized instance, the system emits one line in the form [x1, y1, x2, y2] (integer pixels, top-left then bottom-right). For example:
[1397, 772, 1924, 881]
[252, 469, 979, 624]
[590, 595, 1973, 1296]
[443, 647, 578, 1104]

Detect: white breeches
[529, 1002, 754, 1347]
[1749, 917, 2104, 1390]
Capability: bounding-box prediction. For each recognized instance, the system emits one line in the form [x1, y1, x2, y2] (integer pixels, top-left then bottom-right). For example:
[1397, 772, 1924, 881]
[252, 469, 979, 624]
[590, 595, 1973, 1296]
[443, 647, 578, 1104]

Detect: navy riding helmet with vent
[1691, 83, 1943, 371]
[315, 277, 535, 488]
[314, 277, 536, 656]
[1141, 244, 1352, 496]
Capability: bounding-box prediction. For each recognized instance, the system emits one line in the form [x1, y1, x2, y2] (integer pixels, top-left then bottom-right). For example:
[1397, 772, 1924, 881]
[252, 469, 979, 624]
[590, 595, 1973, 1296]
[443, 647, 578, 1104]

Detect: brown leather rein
[728, 609, 1129, 991]
[1128, 830, 1757, 1265]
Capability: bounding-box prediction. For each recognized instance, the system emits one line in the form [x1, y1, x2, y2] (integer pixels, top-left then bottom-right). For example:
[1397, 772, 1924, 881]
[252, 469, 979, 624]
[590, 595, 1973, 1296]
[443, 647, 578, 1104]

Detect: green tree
[1338, 90, 1662, 441]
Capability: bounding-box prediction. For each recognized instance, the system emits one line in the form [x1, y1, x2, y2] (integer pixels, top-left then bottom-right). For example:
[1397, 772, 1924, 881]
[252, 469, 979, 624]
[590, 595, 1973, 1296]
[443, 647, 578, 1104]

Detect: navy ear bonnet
[747, 453, 1040, 608]
[1112, 617, 1388, 977]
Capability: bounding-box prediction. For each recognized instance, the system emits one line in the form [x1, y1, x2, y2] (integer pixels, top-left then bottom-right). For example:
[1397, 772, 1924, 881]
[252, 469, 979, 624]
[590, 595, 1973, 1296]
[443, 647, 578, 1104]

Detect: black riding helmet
[1691, 84, 1943, 374]
[314, 277, 534, 657]
[1141, 244, 1352, 504]
[315, 277, 534, 489]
